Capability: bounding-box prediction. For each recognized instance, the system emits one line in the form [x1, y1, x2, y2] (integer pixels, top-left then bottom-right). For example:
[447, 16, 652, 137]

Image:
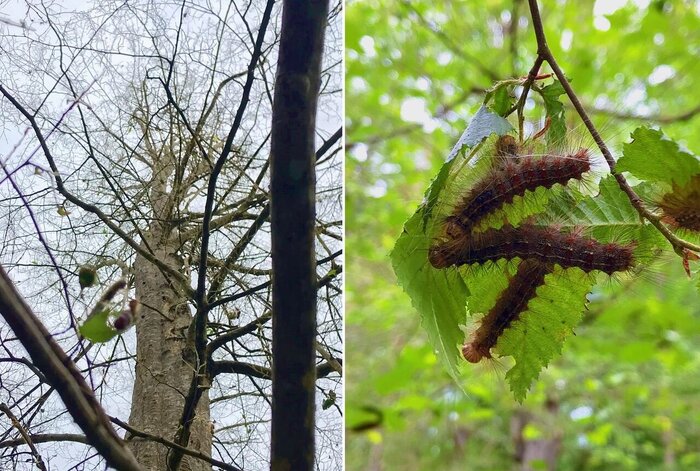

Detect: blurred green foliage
[346, 0, 700, 469]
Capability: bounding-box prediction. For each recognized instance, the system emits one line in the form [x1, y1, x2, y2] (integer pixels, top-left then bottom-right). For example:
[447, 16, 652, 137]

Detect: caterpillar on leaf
[462, 259, 551, 363]
[427, 134, 635, 366]
[443, 135, 591, 239]
[429, 223, 635, 275]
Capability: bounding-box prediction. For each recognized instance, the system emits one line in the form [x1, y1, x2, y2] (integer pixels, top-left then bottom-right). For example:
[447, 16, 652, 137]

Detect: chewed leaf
[491, 85, 514, 116]
[617, 127, 700, 186]
[79, 309, 120, 343]
[497, 267, 593, 402]
[391, 208, 469, 382]
[446, 105, 512, 163]
[424, 106, 512, 228]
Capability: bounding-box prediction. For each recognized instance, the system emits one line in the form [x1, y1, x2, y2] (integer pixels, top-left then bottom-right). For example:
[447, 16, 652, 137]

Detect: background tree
[346, 1, 700, 470]
[0, 1, 342, 470]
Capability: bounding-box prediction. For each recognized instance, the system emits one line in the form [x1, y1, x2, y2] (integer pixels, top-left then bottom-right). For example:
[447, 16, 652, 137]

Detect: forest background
[346, 1, 700, 470]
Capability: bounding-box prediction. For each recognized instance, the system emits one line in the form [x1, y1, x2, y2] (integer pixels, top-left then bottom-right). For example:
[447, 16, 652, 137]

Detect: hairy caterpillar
[113, 299, 139, 332]
[420, 129, 638, 367]
[462, 260, 550, 363]
[429, 223, 635, 275]
[443, 136, 591, 238]
[658, 175, 700, 232]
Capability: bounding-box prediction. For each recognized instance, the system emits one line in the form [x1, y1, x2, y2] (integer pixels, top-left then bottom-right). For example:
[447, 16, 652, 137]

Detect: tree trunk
[128, 241, 212, 471]
[511, 400, 561, 471]
[269, 1, 329, 470]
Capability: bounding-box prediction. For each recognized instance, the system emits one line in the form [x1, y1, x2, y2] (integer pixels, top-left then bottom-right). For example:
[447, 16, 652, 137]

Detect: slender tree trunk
[269, 1, 329, 470]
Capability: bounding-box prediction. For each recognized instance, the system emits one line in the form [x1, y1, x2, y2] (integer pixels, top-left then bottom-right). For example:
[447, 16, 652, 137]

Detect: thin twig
[0, 266, 143, 470]
[110, 417, 242, 471]
[525, 0, 700, 256]
[0, 403, 47, 471]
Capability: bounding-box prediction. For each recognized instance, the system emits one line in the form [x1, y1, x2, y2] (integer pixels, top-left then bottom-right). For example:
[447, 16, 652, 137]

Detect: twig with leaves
[523, 0, 700, 258]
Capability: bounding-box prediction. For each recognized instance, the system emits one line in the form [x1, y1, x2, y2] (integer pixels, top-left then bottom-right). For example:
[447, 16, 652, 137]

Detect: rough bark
[126, 144, 212, 470]
[128, 246, 211, 471]
[269, 1, 329, 470]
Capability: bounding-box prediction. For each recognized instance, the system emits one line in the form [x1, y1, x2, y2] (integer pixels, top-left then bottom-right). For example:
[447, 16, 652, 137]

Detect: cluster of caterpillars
[428, 135, 635, 363]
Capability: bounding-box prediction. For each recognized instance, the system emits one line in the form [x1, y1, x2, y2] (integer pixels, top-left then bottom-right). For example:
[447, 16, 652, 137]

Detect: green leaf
[564, 176, 666, 253]
[556, 176, 642, 235]
[446, 105, 513, 163]
[491, 85, 514, 116]
[79, 309, 120, 343]
[463, 259, 594, 402]
[498, 267, 593, 402]
[57, 205, 70, 217]
[420, 158, 456, 230]
[392, 104, 520, 388]
[391, 208, 469, 382]
[395, 147, 660, 401]
[322, 391, 336, 410]
[617, 127, 700, 186]
[540, 81, 566, 146]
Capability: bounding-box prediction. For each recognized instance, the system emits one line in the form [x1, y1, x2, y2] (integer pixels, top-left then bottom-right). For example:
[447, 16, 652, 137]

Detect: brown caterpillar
[429, 223, 635, 275]
[658, 175, 700, 232]
[427, 133, 636, 366]
[113, 299, 139, 331]
[462, 260, 550, 363]
[443, 136, 591, 238]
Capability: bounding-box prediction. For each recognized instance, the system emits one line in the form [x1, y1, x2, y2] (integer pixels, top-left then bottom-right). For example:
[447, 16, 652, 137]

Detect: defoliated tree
[0, 1, 342, 469]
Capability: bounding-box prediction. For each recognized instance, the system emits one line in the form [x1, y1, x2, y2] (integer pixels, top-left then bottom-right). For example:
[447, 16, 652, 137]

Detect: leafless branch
[0, 265, 143, 471]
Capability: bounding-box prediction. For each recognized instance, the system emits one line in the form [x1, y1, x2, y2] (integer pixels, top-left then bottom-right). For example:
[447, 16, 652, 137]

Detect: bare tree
[0, 1, 342, 470]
